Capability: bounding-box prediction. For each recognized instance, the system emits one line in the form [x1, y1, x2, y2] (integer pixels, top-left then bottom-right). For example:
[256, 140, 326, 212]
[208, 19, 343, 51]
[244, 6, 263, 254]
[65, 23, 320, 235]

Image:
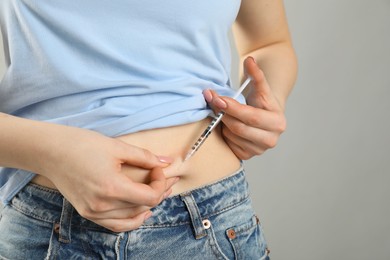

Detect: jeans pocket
[225, 215, 269, 260]
[0, 205, 53, 259]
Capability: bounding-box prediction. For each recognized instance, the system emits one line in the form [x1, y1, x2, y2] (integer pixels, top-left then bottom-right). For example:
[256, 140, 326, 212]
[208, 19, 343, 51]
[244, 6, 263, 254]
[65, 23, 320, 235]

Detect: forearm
[238, 42, 298, 110]
[0, 112, 63, 174]
[232, 0, 298, 110]
[0, 112, 177, 232]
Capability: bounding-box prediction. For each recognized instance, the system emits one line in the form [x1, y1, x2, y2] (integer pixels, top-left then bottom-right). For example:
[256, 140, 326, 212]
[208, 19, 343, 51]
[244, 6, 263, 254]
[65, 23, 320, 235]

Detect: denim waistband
[10, 166, 249, 233]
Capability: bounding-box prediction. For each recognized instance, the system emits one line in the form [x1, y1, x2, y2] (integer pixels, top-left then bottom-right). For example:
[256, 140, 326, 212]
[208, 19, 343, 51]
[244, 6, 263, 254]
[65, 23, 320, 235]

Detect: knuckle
[103, 182, 119, 198]
[276, 115, 287, 133]
[222, 126, 233, 138]
[105, 224, 118, 232]
[127, 222, 143, 232]
[246, 114, 261, 127]
[253, 147, 265, 156]
[229, 122, 246, 136]
[78, 206, 93, 219]
[88, 201, 108, 213]
[235, 147, 251, 160]
[264, 136, 278, 149]
[79, 197, 112, 218]
[103, 219, 143, 233]
[240, 151, 252, 160]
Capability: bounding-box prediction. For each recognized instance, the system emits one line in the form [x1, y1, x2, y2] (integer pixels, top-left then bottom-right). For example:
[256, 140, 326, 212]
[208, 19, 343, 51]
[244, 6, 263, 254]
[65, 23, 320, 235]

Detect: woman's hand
[38, 126, 178, 232]
[203, 57, 287, 160]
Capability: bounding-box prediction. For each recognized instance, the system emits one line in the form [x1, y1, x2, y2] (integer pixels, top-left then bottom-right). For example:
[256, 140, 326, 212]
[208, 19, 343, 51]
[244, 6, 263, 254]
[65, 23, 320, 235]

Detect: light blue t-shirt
[0, 0, 245, 204]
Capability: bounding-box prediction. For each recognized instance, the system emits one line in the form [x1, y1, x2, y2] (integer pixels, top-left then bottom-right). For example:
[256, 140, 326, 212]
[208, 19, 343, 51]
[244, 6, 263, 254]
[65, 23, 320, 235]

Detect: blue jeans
[0, 168, 270, 259]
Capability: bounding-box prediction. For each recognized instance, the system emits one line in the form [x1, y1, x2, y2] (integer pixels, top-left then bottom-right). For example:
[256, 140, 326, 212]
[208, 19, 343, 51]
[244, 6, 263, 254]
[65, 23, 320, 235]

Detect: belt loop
[58, 198, 74, 243]
[180, 192, 207, 240]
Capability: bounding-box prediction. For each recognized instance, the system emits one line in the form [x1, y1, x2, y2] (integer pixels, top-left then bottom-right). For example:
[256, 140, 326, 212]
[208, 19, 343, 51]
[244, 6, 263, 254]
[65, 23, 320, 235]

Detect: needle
[183, 77, 252, 162]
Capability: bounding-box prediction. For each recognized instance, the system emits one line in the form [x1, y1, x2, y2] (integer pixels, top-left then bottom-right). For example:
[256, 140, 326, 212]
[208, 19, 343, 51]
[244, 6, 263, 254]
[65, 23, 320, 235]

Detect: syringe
[184, 77, 252, 161]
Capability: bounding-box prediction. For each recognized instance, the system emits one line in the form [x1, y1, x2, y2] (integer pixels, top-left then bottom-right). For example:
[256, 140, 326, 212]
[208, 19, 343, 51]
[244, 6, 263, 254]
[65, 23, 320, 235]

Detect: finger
[147, 166, 170, 197]
[115, 167, 169, 207]
[210, 95, 286, 132]
[224, 138, 261, 161]
[80, 184, 174, 220]
[118, 142, 173, 169]
[243, 57, 280, 111]
[222, 125, 273, 155]
[222, 117, 268, 146]
[203, 88, 213, 103]
[222, 108, 286, 136]
[95, 172, 177, 212]
[93, 210, 152, 232]
[144, 168, 179, 202]
[89, 184, 174, 220]
[203, 89, 223, 115]
[165, 176, 180, 192]
[88, 205, 151, 220]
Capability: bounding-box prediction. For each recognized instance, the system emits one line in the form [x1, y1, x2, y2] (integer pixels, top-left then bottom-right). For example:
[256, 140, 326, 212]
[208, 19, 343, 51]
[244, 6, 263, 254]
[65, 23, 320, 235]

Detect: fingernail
[248, 56, 257, 64]
[144, 211, 152, 221]
[157, 156, 173, 164]
[203, 89, 213, 103]
[215, 97, 227, 109]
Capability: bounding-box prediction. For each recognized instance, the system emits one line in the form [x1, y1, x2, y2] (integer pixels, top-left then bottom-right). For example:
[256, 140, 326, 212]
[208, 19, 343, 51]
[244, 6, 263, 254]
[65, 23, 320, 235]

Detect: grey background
[238, 1, 390, 259]
[1, 1, 389, 259]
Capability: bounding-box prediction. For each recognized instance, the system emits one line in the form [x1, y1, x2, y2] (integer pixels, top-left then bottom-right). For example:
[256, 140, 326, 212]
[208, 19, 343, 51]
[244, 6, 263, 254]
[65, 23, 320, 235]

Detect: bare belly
[31, 118, 241, 195]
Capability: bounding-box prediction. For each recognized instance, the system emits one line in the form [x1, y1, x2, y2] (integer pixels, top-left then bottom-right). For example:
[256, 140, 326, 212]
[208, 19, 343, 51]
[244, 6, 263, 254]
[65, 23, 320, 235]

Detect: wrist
[0, 114, 69, 176]
[274, 94, 287, 112]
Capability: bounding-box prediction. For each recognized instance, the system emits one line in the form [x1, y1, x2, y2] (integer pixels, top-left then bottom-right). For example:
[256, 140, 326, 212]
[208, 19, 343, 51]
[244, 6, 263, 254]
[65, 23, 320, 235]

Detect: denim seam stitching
[176, 170, 244, 197]
[230, 215, 258, 236]
[206, 226, 230, 260]
[141, 220, 191, 228]
[140, 195, 250, 228]
[10, 203, 54, 224]
[29, 183, 62, 195]
[204, 194, 250, 220]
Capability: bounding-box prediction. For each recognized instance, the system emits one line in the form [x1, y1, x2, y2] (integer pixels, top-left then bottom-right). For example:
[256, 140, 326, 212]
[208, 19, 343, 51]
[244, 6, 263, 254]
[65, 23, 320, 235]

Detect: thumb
[202, 89, 225, 115]
[244, 57, 278, 111]
[118, 142, 173, 169]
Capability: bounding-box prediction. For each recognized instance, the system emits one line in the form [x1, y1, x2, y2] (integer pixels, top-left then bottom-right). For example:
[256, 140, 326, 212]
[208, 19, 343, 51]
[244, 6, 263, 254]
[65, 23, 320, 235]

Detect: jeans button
[227, 229, 236, 239]
[54, 223, 60, 234]
[202, 219, 211, 230]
